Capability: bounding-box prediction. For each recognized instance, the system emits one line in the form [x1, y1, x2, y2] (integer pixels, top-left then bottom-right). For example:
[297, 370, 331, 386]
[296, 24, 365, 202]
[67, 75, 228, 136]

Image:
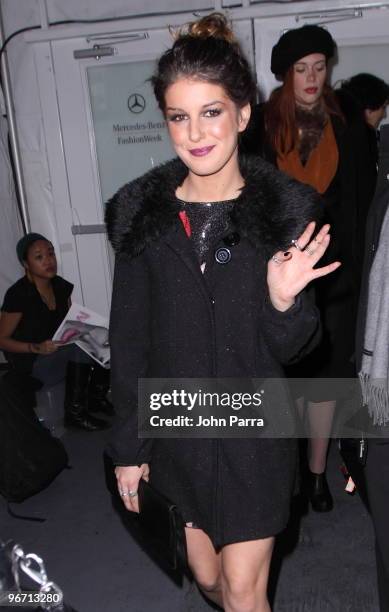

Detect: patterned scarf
[277, 105, 339, 194]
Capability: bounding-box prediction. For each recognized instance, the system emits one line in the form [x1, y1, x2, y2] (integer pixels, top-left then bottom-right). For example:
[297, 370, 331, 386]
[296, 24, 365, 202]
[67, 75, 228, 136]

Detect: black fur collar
[105, 154, 322, 258]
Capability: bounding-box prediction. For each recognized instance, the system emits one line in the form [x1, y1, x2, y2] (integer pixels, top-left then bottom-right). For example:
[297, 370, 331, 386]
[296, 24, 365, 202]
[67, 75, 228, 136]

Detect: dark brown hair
[152, 13, 256, 113]
[265, 66, 344, 157]
[341, 73, 389, 111]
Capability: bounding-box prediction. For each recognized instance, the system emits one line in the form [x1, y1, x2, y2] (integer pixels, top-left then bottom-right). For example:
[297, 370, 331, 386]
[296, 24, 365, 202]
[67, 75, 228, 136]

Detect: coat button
[215, 247, 231, 264]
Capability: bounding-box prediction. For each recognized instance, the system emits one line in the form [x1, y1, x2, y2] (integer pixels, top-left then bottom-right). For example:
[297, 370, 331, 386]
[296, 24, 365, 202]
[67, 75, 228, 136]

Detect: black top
[178, 200, 236, 263]
[1, 275, 73, 373]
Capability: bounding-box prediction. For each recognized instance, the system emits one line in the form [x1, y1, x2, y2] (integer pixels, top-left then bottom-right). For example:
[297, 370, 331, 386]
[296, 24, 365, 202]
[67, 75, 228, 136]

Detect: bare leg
[221, 537, 274, 612]
[307, 400, 336, 473]
[185, 527, 223, 607]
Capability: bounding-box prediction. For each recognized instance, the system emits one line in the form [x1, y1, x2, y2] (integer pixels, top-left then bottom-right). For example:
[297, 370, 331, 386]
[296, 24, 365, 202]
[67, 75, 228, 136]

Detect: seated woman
[0, 232, 112, 431]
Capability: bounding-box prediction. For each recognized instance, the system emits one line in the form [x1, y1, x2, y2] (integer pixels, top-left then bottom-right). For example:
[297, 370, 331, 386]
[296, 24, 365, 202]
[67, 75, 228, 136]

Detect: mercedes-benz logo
[127, 93, 146, 114]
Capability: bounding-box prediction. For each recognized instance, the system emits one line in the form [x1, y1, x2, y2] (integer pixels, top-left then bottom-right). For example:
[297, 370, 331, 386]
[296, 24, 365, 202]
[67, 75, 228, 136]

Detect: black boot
[308, 470, 334, 512]
[64, 362, 109, 431]
[88, 366, 114, 416]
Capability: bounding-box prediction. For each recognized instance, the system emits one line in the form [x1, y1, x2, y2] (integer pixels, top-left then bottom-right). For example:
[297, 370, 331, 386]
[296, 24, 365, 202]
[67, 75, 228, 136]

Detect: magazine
[52, 303, 110, 368]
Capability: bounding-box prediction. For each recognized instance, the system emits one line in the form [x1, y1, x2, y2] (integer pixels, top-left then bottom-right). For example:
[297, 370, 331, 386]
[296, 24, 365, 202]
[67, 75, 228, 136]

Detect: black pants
[365, 438, 389, 612]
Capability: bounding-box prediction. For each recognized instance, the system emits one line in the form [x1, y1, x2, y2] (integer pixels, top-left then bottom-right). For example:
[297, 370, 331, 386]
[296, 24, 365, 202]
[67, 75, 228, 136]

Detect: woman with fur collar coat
[105, 14, 340, 612]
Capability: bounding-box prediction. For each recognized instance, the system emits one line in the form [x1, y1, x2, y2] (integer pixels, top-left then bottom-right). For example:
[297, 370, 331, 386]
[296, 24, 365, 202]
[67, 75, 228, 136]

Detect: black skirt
[149, 437, 298, 549]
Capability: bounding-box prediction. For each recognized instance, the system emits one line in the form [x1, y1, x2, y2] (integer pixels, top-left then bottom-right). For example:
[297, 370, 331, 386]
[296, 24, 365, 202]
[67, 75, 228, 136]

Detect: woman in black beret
[0, 233, 112, 431]
[242, 25, 376, 513]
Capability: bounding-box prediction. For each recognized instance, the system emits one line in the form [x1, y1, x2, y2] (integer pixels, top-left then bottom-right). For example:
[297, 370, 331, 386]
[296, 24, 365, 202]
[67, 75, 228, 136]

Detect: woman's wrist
[29, 342, 39, 354]
[269, 294, 295, 312]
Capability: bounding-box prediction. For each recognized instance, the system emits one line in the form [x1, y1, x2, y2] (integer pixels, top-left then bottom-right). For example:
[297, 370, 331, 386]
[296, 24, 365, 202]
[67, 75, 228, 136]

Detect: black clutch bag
[137, 479, 188, 572]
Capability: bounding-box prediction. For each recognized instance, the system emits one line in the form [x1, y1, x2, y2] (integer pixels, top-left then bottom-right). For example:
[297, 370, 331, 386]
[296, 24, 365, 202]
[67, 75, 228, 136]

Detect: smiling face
[293, 53, 327, 109]
[164, 78, 250, 178]
[24, 239, 57, 280]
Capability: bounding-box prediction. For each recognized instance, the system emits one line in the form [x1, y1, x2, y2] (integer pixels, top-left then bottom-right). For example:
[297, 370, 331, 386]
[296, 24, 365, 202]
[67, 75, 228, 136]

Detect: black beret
[271, 25, 335, 77]
[16, 232, 48, 264]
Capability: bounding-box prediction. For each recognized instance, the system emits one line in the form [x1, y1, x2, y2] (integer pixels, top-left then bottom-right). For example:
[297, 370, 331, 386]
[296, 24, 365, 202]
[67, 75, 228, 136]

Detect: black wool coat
[105, 155, 321, 547]
[241, 103, 376, 293]
[241, 104, 377, 385]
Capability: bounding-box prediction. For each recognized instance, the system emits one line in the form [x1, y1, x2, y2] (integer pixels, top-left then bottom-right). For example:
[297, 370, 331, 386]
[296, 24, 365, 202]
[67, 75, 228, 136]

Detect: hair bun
[186, 12, 236, 44]
[154, 12, 255, 113]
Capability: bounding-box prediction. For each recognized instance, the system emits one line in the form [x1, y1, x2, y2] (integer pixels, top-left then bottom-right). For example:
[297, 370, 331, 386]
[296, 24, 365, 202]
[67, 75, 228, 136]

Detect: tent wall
[0, 96, 23, 302]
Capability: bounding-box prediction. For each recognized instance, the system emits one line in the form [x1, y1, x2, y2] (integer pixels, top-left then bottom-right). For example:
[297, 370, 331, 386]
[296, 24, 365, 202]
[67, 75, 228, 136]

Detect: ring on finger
[272, 255, 282, 265]
[291, 239, 303, 251]
[120, 491, 129, 497]
[128, 490, 138, 498]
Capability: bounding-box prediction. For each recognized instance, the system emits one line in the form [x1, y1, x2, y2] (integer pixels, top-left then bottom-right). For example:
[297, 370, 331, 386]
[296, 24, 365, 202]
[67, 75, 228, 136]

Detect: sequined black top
[178, 199, 236, 263]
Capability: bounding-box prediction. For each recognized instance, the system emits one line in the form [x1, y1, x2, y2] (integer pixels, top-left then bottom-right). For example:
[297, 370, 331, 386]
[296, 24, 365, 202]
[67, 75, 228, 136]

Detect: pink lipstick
[189, 145, 215, 157]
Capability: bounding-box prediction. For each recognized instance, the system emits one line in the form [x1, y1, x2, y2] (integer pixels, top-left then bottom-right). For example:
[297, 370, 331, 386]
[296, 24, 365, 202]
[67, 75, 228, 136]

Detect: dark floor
[0, 424, 379, 612]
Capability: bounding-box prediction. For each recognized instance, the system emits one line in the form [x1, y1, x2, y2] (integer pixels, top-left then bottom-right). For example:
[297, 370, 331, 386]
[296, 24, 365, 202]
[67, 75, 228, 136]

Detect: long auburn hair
[264, 66, 344, 158]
